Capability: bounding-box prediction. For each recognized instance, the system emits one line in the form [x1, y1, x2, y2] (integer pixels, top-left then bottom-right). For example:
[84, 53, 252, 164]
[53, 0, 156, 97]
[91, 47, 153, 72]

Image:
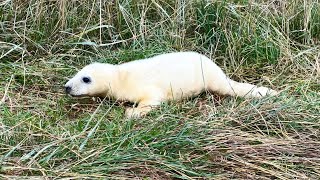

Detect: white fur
[65, 51, 278, 118]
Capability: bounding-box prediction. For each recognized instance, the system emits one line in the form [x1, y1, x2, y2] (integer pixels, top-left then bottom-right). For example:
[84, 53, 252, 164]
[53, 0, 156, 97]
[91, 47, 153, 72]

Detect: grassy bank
[1, 0, 320, 179]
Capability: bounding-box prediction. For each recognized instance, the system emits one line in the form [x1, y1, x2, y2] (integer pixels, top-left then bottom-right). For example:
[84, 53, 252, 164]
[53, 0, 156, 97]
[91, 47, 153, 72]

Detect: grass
[1, 0, 320, 179]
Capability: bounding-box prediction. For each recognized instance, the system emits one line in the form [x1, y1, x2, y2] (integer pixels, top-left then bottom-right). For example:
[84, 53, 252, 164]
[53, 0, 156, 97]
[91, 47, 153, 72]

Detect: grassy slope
[1, 0, 319, 179]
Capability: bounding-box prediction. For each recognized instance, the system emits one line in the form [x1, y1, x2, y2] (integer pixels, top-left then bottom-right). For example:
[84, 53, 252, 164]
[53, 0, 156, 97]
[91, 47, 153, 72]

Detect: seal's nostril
[65, 86, 72, 94]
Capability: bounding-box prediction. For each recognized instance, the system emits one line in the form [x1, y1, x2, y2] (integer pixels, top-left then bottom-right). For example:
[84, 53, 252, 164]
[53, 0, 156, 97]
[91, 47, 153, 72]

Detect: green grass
[1, 0, 320, 179]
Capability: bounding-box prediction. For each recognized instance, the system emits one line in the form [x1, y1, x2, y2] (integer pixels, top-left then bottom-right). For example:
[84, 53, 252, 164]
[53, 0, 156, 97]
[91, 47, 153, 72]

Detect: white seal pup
[65, 51, 278, 118]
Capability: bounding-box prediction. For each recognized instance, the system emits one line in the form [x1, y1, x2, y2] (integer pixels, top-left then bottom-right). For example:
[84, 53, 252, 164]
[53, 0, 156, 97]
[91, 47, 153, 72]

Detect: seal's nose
[65, 86, 72, 94]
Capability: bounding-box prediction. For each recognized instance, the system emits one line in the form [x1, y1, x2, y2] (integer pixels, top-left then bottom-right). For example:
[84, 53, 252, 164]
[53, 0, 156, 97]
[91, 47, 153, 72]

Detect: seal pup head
[64, 62, 115, 97]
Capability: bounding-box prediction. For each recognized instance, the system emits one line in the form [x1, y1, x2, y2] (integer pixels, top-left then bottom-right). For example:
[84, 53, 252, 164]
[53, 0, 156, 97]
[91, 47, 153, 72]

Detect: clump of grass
[1, 0, 320, 179]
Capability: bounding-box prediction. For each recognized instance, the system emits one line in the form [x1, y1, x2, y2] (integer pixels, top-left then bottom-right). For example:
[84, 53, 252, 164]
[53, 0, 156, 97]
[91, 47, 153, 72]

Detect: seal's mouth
[64, 91, 87, 97]
[64, 85, 88, 97]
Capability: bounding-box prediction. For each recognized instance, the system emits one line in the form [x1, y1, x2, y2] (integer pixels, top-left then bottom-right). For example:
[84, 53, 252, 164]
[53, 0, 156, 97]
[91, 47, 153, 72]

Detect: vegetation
[1, 0, 319, 179]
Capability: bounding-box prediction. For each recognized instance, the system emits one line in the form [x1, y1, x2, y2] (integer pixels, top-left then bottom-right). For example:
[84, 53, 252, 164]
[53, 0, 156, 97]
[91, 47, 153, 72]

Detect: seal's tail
[209, 76, 278, 98]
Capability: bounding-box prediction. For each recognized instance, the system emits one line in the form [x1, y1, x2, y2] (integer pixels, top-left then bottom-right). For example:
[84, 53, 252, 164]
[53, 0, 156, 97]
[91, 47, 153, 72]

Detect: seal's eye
[82, 77, 91, 83]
